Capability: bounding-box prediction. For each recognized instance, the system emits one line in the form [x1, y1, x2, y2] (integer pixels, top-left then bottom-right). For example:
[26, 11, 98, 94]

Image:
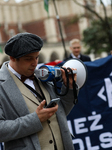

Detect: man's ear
[10, 56, 16, 62]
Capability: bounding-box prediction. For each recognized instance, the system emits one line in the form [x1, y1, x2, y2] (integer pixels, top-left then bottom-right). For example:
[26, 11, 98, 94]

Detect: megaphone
[35, 58, 87, 89]
[62, 58, 87, 88]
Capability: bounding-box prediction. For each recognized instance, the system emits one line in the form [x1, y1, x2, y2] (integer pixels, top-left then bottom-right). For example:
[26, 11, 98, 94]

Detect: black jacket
[56, 54, 91, 67]
[65, 54, 91, 62]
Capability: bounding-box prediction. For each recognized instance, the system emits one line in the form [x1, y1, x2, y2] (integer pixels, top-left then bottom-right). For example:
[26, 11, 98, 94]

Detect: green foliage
[82, 18, 112, 54]
[0, 46, 3, 53]
[65, 13, 93, 26]
[64, 15, 80, 27]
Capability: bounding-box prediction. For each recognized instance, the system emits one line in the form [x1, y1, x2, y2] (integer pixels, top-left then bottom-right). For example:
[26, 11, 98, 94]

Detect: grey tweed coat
[0, 62, 75, 150]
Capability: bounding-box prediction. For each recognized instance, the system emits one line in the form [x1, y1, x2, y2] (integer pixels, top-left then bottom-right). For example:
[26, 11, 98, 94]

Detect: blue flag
[67, 55, 112, 150]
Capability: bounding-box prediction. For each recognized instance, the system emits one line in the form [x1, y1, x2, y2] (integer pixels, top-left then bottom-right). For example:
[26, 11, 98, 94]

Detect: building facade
[0, 0, 95, 65]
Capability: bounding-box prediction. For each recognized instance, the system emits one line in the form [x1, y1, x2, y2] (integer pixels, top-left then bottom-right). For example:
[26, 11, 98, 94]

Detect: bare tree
[73, 0, 112, 51]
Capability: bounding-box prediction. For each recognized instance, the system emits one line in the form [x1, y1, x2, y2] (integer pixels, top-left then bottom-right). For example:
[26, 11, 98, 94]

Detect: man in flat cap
[0, 32, 78, 150]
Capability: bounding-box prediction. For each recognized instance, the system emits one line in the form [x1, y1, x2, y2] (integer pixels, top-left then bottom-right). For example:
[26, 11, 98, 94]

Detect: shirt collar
[8, 64, 21, 80]
[71, 53, 80, 59]
[8, 63, 36, 91]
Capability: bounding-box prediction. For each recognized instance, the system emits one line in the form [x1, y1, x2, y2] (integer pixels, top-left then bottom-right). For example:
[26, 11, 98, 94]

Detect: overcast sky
[97, 0, 111, 5]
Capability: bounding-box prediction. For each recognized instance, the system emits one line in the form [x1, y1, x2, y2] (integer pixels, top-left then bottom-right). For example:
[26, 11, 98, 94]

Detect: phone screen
[46, 98, 60, 108]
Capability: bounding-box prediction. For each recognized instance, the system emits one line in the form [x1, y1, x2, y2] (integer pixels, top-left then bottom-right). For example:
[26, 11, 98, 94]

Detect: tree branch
[73, 0, 104, 23]
[73, 0, 112, 49]
[100, 0, 112, 47]
[100, 0, 108, 21]
[111, 0, 112, 15]
[100, 0, 111, 29]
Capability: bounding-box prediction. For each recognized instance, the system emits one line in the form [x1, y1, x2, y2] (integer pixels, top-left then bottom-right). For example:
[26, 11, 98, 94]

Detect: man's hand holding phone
[36, 98, 60, 122]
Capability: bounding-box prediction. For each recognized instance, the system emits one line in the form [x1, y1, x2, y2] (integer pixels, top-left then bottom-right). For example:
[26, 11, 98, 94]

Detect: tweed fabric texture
[5, 32, 43, 58]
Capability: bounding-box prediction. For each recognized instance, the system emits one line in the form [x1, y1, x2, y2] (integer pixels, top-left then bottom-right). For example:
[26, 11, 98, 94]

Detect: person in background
[65, 38, 91, 62]
[0, 32, 78, 150]
[55, 38, 91, 67]
[108, 50, 112, 55]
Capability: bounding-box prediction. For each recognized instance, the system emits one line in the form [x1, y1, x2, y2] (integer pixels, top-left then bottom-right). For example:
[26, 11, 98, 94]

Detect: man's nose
[32, 59, 38, 66]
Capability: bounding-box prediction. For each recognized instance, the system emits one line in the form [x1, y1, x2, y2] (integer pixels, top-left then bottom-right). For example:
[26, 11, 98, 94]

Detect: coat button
[49, 140, 53, 144]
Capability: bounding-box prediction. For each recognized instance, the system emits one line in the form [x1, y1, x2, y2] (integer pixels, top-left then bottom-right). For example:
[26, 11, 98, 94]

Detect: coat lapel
[37, 79, 51, 104]
[1, 77, 30, 116]
[9, 70, 40, 106]
[0, 63, 40, 117]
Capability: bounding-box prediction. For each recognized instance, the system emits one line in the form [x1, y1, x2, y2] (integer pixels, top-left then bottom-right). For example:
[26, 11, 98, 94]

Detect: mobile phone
[45, 98, 60, 108]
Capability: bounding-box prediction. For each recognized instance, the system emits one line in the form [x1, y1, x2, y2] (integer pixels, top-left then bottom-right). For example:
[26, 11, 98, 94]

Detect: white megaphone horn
[62, 58, 87, 88]
[35, 58, 87, 89]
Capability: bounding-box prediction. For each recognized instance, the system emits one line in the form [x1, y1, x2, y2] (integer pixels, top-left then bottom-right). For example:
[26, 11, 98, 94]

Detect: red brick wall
[0, 25, 8, 42]
[0, 24, 20, 42]
[23, 20, 46, 40]
[62, 16, 80, 41]
[64, 23, 80, 40]
[0, 17, 80, 43]
[54, 16, 80, 42]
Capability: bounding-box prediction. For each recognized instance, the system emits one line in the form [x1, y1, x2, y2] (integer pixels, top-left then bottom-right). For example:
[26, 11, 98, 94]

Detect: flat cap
[5, 32, 43, 58]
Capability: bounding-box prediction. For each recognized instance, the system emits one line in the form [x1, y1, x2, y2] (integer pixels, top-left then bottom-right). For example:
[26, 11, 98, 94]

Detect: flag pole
[52, 0, 68, 59]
